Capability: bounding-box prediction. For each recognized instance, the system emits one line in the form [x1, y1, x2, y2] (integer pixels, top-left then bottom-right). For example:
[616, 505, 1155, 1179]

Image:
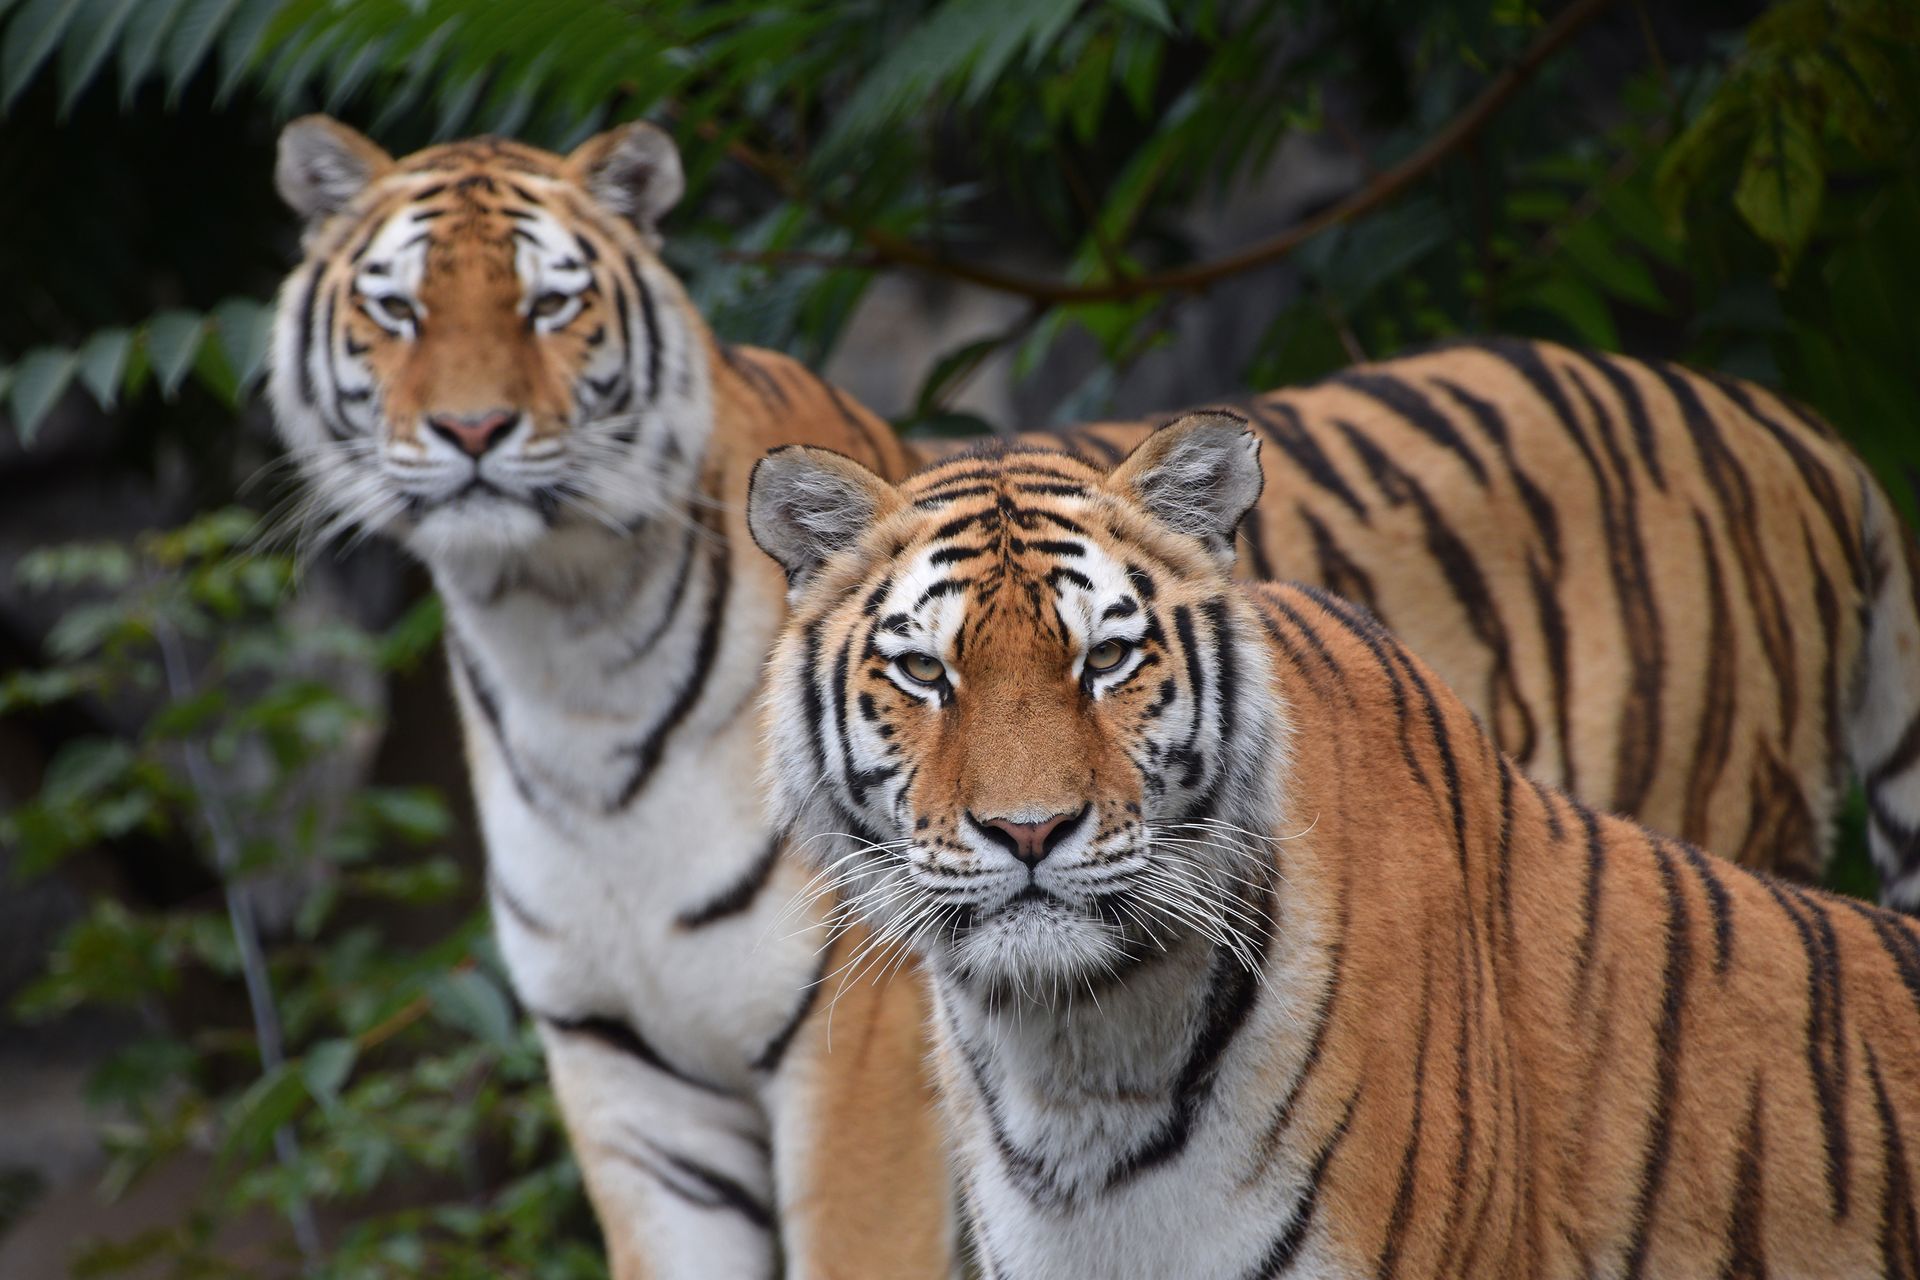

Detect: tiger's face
[753, 416, 1286, 993]
[268, 116, 707, 563]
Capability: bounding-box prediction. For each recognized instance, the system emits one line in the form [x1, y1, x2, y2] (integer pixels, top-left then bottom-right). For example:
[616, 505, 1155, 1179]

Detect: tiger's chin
[404, 493, 555, 562]
[940, 895, 1129, 992]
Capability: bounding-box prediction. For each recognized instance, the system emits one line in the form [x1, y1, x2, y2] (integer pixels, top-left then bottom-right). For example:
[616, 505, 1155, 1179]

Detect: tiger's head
[751, 415, 1289, 994]
[268, 116, 708, 564]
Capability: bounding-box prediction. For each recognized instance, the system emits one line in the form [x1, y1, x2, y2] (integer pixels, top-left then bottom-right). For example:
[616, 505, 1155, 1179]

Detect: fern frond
[2, 298, 273, 444]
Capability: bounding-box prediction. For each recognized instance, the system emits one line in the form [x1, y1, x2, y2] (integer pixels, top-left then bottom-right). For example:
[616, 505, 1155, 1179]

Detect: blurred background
[0, 0, 1916, 1274]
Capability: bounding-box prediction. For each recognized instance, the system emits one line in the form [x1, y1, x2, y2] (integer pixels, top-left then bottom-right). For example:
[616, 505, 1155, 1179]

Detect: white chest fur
[438, 518, 826, 1096]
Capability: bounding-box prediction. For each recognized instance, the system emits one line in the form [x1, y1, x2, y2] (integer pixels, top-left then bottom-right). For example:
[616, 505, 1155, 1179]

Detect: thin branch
[153, 618, 321, 1267]
[696, 0, 1617, 304]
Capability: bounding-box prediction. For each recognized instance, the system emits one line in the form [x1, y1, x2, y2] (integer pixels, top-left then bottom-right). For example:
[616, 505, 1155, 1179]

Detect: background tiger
[269, 117, 948, 1279]
[267, 115, 1920, 1276]
[751, 416, 1920, 1279]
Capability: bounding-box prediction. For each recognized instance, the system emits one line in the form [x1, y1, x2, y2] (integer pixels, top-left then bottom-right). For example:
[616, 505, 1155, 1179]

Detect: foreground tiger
[268, 112, 1920, 1276]
[753, 418, 1920, 1278]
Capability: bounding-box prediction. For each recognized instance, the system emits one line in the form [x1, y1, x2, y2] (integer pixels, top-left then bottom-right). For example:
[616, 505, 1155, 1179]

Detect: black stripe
[1683, 512, 1737, 842]
[1621, 836, 1693, 1280]
[1867, 1042, 1920, 1277]
[1571, 807, 1606, 1013]
[1102, 880, 1275, 1193]
[449, 633, 545, 814]
[1842, 898, 1920, 1024]
[1761, 878, 1853, 1220]
[1332, 420, 1535, 770]
[609, 520, 730, 811]
[1240, 1087, 1360, 1279]
[1299, 505, 1378, 613]
[677, 836, 783, 929]
[1719, 1079, 1767, 1280]
[1672, 838, 1734, 976]
[488, 870, 557, 937]
[1588, 353, 1668, 490]
[1246, 397, 1369, 519]
[541, 1011, 730, 1097]
[751, 945, 830, 1072]
[1655, 364, 1800, 739]
[293, 269, 320, 406]
[620, 1140, 774, 1231]
[1333, 369, 1488, 485]
[1377, 960, 1436, 1278]
[1431, 376, 1563, 573]
[626, 255, 665, 402]
[606, 520, 700, 673]
[1560, 364, 1665, 815]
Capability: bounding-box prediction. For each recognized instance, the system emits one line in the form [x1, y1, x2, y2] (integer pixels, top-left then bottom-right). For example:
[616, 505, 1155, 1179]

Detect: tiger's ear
[748, 446, 899, 595]
[565, 121, 684, 246]
[1104, 411, 1263, 565]
[276, 116, 392, 229]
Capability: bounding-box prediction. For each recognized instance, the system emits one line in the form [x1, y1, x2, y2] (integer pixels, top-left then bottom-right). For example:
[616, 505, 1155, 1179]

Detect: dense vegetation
[2, 0, 1916, 1273]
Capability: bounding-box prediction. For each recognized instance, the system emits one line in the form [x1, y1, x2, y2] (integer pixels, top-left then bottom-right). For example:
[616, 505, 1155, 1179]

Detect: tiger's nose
[975, 808, 1088, 867]
[426, 409, 519, 457]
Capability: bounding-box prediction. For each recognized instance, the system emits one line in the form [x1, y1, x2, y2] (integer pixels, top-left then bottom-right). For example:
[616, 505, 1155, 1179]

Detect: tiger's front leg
[541, 1022, 779, 1280]
[758, 932, 957, 1279]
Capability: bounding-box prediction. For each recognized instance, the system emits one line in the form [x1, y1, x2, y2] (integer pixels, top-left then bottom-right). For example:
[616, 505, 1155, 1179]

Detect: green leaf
[377, 593, 444, 670]
[74, 327, 132, 408]
[223, 1062, 308, 1158]
[55, 0, 143, 112]
[1734, 101, 1823, 279]
[143, 309, 206, 399]
[429, 969, 516, 1047]
[162, 0, 242, 99]
[361, 787, 452, 843]
[115, 0, 187, 104]
[301, 1038, 356, 1107]
[1106, 0, 1172, 32]
[7, 347, 77, 444]
[913, 335, 1007, 418]
[1519, 273, 1619, 350]
[41, 737, 134, 805]
[1, 0, 85, 110]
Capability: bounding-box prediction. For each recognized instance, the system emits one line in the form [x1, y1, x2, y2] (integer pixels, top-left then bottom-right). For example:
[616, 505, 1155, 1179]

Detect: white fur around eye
[529, 292, 585, 334]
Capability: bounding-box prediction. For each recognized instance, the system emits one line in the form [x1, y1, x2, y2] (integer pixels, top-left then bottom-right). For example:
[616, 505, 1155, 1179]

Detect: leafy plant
[4, 515, 599, 1276]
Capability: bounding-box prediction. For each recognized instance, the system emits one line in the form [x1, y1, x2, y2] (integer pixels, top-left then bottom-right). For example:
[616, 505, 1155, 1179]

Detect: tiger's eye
[375, 295, 417, 326]
[898, 653, 946, 685]
[1086, 639, 1131, 673]
[530, 291, 571, 319]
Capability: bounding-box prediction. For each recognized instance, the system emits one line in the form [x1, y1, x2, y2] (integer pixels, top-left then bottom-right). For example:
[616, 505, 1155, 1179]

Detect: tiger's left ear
[1105, 411, 1263, 566]
[565, 121, 685, 247]
[277, 116, 393, 231]
[748, 446, 901, 597]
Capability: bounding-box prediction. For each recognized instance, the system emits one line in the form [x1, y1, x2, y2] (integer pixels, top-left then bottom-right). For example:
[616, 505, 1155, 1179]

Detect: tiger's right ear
[276, 116, 392, 229]
[748, 446, 899, 595]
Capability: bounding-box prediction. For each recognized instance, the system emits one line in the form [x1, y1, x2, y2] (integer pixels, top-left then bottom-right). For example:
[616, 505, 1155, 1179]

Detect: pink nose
[426, 410, 518, 457]
[978, 809, 1086, 866]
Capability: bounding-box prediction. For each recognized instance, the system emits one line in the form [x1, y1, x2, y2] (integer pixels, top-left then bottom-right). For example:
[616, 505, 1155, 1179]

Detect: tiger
[266, 111, 1920, 1277]
[268, 117, 949, 1279]
[750, 415, 1920, 1279]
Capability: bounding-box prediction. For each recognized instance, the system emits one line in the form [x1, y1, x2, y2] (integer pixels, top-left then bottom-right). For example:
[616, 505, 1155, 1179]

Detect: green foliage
[3, 516, 596, 1276]
[0, 299, 271, 441]
[4, 0, 1920, 1273]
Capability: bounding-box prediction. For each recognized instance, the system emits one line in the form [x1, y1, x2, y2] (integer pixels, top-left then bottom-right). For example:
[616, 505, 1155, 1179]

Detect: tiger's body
[1053, 342, 1920, 894]
[753, 422, 1920, 1279]
[268, 119, 949, 1278]
[267, 113, 1920, 1277]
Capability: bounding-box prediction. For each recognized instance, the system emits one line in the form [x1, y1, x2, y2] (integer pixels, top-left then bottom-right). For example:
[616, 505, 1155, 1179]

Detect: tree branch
[699, 0, 1617, 304]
